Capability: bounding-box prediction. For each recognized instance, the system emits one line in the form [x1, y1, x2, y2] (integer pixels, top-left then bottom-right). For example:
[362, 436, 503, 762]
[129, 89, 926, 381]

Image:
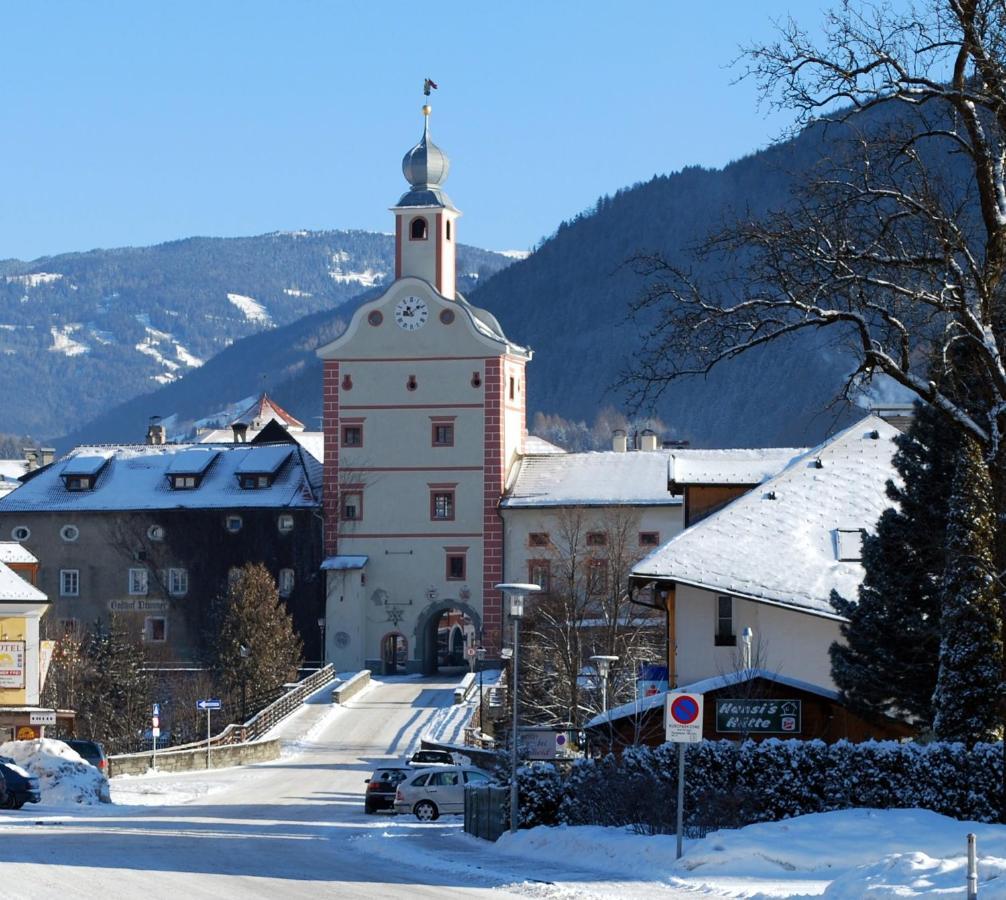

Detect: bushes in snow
[514, 739, 1003, 831]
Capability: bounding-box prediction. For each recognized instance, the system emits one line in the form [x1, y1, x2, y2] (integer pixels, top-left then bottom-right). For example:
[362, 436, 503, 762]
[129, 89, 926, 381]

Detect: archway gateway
[416, 601, 480, 675]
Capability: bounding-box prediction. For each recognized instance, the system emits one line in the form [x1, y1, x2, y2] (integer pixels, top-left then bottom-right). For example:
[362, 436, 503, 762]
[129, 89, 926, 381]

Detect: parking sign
[664, 692, 704, 743]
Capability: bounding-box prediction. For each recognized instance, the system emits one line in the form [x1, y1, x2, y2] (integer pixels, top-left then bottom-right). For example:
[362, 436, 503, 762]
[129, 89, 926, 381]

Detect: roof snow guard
[321, 555, 369, 571]
[631, 415, 900, 619]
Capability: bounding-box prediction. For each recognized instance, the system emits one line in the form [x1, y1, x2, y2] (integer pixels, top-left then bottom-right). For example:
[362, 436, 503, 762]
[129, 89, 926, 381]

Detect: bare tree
[521, 508, 664, 728]
[627, 1, 1006, 460]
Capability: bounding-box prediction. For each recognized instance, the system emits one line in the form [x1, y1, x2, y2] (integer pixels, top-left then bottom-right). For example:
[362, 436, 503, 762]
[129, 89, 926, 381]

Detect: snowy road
[0, 675, 696, 899]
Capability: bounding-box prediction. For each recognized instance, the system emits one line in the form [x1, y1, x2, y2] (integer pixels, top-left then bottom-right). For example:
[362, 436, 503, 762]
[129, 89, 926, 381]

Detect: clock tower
[317, 102, 531, 674]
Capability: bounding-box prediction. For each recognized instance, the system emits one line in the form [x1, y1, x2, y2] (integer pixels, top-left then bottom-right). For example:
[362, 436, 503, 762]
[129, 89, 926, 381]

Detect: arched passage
[414, 600, 481, 676]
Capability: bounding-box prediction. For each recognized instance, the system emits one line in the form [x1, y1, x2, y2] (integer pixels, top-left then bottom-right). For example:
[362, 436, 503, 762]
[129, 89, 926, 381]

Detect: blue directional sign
[196, 699, 222, 711]
[152, 702, 160, 716]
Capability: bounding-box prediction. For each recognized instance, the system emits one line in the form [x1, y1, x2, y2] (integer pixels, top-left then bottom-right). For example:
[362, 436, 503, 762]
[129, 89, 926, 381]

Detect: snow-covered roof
[231, 393, 305, 431]
[631, 416, 899, 619]
[0, 542, 37, 565]
[522, 436, 566, 455]
[668, 448, 805, 487]
[320, 555, 369, 571]
[0, 460, 28, 481]
[584, 668, 841, 728]
[0, 443, 322, 512]
[197, 428, 324, 463]
[502, 451, 682, 508]
[0, 561, 47, 604]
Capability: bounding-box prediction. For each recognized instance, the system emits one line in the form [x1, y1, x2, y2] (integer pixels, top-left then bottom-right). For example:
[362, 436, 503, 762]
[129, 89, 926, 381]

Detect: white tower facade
[318, 104, 530, 674]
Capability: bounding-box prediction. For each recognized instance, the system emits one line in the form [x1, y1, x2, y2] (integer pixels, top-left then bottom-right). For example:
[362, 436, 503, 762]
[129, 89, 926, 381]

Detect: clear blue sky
[1, 1, 837, 261]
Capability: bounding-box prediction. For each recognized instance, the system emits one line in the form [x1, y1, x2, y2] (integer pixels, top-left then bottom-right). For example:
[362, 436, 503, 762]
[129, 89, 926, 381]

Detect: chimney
[612, 430, 628, 453]
[640, 430, 659, 452]
[23, 448, 39, 472]
[232, 422, 249, 443]
[40, 447, 55, 467]
[146, 416, 166, 446]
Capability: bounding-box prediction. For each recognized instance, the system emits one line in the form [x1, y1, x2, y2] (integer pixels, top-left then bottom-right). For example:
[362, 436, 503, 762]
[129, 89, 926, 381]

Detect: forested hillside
[0, 231, 509, 438]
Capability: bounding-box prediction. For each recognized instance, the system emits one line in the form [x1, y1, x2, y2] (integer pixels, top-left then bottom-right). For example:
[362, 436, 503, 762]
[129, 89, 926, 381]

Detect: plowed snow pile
[0, 738, 108, 805]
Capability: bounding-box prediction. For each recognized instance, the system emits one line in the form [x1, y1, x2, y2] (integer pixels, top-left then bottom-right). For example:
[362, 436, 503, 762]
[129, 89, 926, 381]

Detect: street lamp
[496, 582, 541, 834]
[590, 655, 620, 715]
[741, 626, 754, 671]
[476, 646, 487, 728]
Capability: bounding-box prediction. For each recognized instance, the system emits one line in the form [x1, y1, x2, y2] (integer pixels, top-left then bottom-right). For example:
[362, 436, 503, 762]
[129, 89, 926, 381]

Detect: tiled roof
[632, 416, 899, 618]
[231, 393, 305, 431]
[0, 442, 322, 512]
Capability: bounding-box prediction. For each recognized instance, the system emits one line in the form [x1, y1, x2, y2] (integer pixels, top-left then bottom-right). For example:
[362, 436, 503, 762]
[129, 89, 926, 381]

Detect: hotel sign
[0, 640, 25, 689]
[108, 598, 169, 613]
[715, 698, 801, 734]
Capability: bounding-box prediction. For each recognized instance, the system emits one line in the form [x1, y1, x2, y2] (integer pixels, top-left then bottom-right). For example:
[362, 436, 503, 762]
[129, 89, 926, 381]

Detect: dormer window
[236, 446, 292, 490]
[410, 217, 428, 240]
[167, 448, 219, 491]
[60, 455, 109, 491]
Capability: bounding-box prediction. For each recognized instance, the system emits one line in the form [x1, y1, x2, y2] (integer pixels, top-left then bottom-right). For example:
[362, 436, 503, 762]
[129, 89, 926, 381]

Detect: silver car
[393, 765, 492, 821]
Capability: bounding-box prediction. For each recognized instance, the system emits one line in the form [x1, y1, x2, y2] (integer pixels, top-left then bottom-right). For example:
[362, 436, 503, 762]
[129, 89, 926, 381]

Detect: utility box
[464, 784, 508, 842]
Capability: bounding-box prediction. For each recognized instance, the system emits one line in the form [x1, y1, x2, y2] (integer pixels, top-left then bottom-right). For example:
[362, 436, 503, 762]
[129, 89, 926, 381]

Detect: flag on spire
[424, 78, 438, 96]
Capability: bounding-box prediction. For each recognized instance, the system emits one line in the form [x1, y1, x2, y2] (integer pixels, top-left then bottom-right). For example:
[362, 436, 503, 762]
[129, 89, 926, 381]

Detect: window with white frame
[278, 514, 294, 534]
[60, 569, 79, 597]
[168, 567, 188, 597]
[129, 568, 149, 596]
[278, 568, 295, 597]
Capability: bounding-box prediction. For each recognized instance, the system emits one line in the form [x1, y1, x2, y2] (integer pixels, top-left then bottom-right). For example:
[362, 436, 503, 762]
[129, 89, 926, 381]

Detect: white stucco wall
[673, 583, 843, 690]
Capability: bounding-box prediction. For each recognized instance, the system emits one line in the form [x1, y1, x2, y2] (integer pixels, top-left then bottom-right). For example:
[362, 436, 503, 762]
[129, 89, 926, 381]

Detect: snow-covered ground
[2, 677, 1003, 898]
[227, 291, 273, 325]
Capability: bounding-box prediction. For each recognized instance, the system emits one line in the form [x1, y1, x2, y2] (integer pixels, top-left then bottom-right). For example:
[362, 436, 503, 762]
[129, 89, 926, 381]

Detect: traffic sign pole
[206, 707, 211, 770]
[152, 702, 160, 771]
[664, 691, 704, 860]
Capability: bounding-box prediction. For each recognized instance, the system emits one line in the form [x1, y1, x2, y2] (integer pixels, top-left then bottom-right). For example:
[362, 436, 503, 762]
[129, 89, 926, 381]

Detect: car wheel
[1, 795, 16, 810]
[12, 800, 23, 810]
[364, 803, 377, 815]
[414, 800, 438, 822]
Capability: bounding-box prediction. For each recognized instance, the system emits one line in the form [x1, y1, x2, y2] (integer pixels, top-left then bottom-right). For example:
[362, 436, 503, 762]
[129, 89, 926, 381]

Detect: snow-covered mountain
[0, 230, 511, 438]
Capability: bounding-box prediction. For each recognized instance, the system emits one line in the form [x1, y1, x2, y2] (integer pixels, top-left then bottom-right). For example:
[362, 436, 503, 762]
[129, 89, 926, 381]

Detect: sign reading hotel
[0, 640, 26, 689]
[715, 698, 801, 734]
[109, 598, 170, 613]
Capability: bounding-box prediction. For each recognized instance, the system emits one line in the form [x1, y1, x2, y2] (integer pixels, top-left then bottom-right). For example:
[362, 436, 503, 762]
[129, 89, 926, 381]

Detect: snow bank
[492, 808, 1006, 897]
[0, 738, 109, 806]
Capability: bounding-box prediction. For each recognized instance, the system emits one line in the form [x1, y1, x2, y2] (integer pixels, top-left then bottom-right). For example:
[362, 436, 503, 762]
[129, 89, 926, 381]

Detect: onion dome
[397, 105, 455, 209]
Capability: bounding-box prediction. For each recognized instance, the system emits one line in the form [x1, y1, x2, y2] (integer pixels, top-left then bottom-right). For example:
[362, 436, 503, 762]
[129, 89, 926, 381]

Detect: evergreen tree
[829, 401, 956, 726]
[213, 563, 303, 722]
[82, 616, 152, 753]
[931, 433, 1003, 744]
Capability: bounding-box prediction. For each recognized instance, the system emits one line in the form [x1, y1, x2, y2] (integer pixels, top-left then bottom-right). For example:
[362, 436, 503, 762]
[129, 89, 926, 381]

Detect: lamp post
[741, 626, 754, 671]
[496, 582, 541, 834]
[476, 646, 487, 728]
[590, 655, 620, 715]
[318, 617, 327, 665]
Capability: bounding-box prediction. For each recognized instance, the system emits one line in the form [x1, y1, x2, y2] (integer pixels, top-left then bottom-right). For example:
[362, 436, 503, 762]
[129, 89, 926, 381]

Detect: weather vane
[423, 77, 438, 97]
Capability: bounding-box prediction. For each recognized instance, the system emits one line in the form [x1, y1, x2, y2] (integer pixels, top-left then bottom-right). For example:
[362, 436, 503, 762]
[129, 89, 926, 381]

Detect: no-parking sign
[664, 692, 704, 743]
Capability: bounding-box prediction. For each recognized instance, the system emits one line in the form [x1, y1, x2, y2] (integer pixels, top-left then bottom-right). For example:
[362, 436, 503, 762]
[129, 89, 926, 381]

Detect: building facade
[318, 104, 531, 673]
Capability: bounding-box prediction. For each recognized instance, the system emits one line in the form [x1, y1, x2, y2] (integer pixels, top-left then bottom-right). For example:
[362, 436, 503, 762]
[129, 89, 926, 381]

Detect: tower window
[342, 491, 363, 521]
[342, 424, 363, 447]
[430, 490, 455, 521]
[432, 422, 454, 447]
[446, 220, 452, 241]
[410, 217, 428, 241]
[445, 552, 466, 580]
[509, 377, 515, 400]
[715, 595, 737, 646]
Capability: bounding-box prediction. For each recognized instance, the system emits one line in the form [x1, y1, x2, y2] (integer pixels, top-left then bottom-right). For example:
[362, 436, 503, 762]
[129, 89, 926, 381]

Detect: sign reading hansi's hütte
[715, 698, 801, 734]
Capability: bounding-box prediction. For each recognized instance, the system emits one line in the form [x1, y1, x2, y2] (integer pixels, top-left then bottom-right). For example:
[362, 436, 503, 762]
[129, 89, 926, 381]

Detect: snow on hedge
[0, 739, 109, 805]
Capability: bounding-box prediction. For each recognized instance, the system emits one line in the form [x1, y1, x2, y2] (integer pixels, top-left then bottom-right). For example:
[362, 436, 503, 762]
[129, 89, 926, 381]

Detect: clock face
[394, 295, 429, 331]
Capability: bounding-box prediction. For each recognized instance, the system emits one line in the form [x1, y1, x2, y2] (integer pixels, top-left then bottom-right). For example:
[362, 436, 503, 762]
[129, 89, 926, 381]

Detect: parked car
[363, 766, 410, 814]
[58, 739, 111, 802]
[0, 767, 6, 807]
[407, 749, 456, 768]
[394, 765, 493, 821]
[0, 757, 41, 809]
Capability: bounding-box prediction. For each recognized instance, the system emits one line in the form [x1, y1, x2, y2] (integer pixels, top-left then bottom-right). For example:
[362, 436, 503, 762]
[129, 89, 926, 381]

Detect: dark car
[407, 749, 455, 768]
[364, 766, 410, 814]
[59, 739, 111, 802]
[0, 757, 41, 809]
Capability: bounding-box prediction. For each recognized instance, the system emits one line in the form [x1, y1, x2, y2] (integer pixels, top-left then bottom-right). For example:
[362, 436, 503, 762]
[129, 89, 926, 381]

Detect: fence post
[967, 832, 978, 900]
